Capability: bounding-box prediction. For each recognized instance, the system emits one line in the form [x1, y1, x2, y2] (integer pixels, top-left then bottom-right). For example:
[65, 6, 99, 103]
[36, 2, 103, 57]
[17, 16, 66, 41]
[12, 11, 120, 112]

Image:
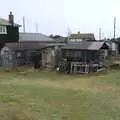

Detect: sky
[1, 0, 120, 39]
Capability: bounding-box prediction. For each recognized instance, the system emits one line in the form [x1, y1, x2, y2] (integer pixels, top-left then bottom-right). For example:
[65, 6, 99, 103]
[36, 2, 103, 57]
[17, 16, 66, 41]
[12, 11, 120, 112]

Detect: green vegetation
[0, 68, 120, 120]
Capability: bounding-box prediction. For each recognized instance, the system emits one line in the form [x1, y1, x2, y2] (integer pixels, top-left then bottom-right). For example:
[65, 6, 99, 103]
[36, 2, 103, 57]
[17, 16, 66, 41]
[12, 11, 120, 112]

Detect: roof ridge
[0, 17, 20, 27]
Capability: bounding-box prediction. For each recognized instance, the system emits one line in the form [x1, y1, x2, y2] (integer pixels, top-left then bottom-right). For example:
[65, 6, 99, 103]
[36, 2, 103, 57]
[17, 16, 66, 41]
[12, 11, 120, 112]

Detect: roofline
[62, 41, 108, 51]
[62, 48, 100, 51]
[70, 33, 95, 35]
[41, 44, 66, 49]
[0, 17, 21, 27]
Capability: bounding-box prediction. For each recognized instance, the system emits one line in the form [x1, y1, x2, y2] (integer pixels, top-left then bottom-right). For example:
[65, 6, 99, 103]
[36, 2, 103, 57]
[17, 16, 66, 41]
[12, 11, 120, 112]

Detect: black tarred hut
[0, 12, 21, 49]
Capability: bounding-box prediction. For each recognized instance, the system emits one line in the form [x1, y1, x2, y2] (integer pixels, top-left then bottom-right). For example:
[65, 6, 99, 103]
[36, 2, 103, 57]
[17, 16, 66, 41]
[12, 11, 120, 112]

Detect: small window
[3, 28, 5, 32]
[17, 52, 22, 57]
[0, 27, 2, 32]
[0, 26, 7, 34]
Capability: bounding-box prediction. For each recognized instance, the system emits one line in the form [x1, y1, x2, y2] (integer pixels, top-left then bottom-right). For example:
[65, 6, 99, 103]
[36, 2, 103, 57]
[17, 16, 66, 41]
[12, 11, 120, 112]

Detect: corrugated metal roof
[0, 18, 20, 27]
[62, 41, 108, 50]
[19, 33, 55, 42]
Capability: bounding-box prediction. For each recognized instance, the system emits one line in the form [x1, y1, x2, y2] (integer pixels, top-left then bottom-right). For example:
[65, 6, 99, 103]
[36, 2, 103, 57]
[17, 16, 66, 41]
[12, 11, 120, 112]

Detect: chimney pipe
[9, 11, 14, 25]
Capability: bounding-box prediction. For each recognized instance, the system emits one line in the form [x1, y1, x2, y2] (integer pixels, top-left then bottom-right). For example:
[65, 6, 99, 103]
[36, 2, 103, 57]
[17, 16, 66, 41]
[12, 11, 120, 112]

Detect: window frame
[0, 26, 7, 34]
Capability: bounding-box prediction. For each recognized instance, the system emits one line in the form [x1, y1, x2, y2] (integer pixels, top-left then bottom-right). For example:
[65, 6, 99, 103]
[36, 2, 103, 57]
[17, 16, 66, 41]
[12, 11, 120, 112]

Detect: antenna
[23, 16, 25, 33]
[67, 27, 72, 41]
[36, 23, 38, 33]
[114, 17, 116, 40]
[99, 28, 101, 40]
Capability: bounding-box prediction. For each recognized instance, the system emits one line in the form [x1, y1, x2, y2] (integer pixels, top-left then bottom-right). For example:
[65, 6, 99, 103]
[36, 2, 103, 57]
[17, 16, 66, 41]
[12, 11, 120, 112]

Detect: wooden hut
[60, 41, 109, 73]
[0, 42, 46, 67]
[41, 43, 65, 69]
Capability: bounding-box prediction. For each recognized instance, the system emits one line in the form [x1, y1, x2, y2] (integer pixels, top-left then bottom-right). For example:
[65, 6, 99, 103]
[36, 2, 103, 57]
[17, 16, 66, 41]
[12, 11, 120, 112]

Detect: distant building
[111, 41, 119, 55]
[49, 35, 67, 43]
[106, 39, 119, 55]
[69, 32, 95, 42]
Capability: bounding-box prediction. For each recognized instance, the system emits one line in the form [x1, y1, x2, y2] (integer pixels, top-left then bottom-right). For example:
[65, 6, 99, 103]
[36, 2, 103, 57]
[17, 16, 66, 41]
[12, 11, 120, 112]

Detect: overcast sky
[1, 0, 120, 39]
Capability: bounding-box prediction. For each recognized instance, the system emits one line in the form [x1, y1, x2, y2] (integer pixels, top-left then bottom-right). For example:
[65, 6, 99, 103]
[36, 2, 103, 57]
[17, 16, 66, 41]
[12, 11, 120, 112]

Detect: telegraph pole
[67, 27, 72, 41]
[113, 17, 118, 55]
[23, 16, 25, 33]
[99, 28, 101, 40]
[114, 17, 116, 40]
[36, 23, 38, 33]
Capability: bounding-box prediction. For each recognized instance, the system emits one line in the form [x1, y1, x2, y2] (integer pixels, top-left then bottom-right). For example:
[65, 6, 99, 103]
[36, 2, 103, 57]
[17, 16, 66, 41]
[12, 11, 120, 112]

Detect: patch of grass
[0, 104, 38, 120]
[0, 68, 119, 120]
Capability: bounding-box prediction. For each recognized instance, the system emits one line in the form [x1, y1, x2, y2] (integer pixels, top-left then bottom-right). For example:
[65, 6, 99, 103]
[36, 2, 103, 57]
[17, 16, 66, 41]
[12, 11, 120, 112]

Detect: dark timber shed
[0, 42, 47, 67]
[59, 41, 109, 73]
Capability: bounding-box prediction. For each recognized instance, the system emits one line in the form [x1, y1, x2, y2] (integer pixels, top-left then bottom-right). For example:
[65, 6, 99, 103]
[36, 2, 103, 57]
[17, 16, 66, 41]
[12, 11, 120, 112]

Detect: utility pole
[23, 16, 25, 33]
[99, 28, 101, 40]
[114, 17, 116, 40]
[67, 27, 72, 41]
